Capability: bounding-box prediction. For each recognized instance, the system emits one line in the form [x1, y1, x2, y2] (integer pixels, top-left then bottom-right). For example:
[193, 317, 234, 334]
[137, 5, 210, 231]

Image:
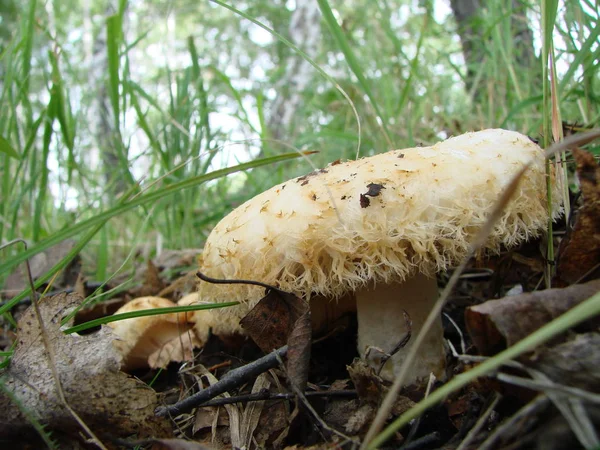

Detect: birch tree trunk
[267, 0, 322, 142]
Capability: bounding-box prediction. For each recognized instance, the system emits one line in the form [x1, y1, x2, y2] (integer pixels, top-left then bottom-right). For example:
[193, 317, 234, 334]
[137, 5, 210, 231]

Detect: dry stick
[399, 432, 441, 450]
[156, 345, 289, 417]
[361, 129, 600, 449]
[0, 239, 107, 450]
[199, 389, 357, 408]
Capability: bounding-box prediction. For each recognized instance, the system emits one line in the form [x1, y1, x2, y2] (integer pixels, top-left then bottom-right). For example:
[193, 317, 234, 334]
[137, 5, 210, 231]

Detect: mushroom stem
[355, 273, 445, 385]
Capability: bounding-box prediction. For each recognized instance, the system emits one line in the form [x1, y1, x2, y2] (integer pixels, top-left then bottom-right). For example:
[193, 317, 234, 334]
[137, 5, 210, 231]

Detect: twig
[496, 372, 600, 404]
[199, 389, 358, 408]
[0, 240, 107, 449]
[156, 345, 288, 417]
[197, 270, 289, 297]
[399, 432, 441, 450]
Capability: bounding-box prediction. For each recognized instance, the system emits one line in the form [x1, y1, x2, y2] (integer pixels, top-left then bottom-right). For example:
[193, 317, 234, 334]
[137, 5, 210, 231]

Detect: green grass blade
[106, 14, 122, 131]
[32, 92, 56, 241]
[64, 302, 239, 334]
[316, 0, 392, 147]
[0, 135, 19, 159]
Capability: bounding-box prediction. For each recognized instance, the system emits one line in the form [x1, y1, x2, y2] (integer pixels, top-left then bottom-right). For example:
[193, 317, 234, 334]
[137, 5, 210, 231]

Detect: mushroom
[196, 129, 562, 385]
[109, 296, 198, 371]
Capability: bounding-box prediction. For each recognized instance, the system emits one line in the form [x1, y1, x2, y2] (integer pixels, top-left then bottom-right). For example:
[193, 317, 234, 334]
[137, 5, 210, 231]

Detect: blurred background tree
[0, 0, 598, 281]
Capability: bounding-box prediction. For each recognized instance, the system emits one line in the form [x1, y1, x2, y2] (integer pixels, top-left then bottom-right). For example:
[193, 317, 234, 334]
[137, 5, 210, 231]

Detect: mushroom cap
[199, 129, 561, 313]
[109, 296, 195, 370]
[177, 293, 242, 343]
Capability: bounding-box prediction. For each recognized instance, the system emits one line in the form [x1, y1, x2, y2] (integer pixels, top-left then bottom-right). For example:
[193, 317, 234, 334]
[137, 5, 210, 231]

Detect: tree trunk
[88, 6, 127, 195]
[450, 0, 536, 96]
[267, 0, 322, 142]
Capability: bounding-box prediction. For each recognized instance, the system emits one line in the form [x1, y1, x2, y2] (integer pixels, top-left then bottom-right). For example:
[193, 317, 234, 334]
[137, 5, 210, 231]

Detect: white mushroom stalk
[196, 129, 562, 386]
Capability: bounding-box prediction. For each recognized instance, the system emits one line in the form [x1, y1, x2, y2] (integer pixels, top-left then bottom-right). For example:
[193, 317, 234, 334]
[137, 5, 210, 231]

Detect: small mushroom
[196, 129, 562, 385]
[109, 296, 197, 371]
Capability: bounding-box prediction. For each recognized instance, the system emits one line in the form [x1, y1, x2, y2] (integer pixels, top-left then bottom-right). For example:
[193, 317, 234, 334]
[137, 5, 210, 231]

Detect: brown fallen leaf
[240, 288, 311, 391]
[531, 332, 600, 392]
[0, 292, 171, 441]
[555, 148, 600, 286]
[284, 304, 311, 393]
[136, 259, 168, 297]
[240, 289, 306, 353]
[465, 280, 600, 355]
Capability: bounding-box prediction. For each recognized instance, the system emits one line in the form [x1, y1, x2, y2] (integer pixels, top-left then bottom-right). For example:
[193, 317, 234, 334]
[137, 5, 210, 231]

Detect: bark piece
[532, 332, 600, 392]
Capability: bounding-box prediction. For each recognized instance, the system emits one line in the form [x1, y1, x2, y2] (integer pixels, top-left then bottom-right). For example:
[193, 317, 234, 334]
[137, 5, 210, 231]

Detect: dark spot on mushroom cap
[311, 193, 317, 201]
[341, 195, 347, 200]
[301, 180, 309, 186]
[296, 168, 328, 184]
[330, 159, 342, 166]
[360, 194, 370, 208]
[398, 153, 405, 158]
[365, 183, 385, 197]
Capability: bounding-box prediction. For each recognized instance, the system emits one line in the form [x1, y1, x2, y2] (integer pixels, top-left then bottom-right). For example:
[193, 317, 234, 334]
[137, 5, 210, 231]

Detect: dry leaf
[193, 406, 229, 433]
[0, 292, 171, 440]
[154, 249, 200, 271]
[347, 359, 384, 406]
[239, 373, 271, 448]
[556, 148, 600, 285]
[285, 304, 311, 392]
[531, 332, 600, 391]
[240, 289, 306, 353]
[240, 289, 311, 392]
[465, 280, 600, 355]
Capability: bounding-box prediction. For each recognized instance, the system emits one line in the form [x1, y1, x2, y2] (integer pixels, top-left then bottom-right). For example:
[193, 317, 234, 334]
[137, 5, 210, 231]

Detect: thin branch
[199, 389, 357, 408]
[156, 345, 288, 417]
[197, 270, 290, 297]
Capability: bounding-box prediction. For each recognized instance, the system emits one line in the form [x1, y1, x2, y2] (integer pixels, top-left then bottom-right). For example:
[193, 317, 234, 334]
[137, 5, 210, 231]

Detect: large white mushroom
[195, 129, 561, 385]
